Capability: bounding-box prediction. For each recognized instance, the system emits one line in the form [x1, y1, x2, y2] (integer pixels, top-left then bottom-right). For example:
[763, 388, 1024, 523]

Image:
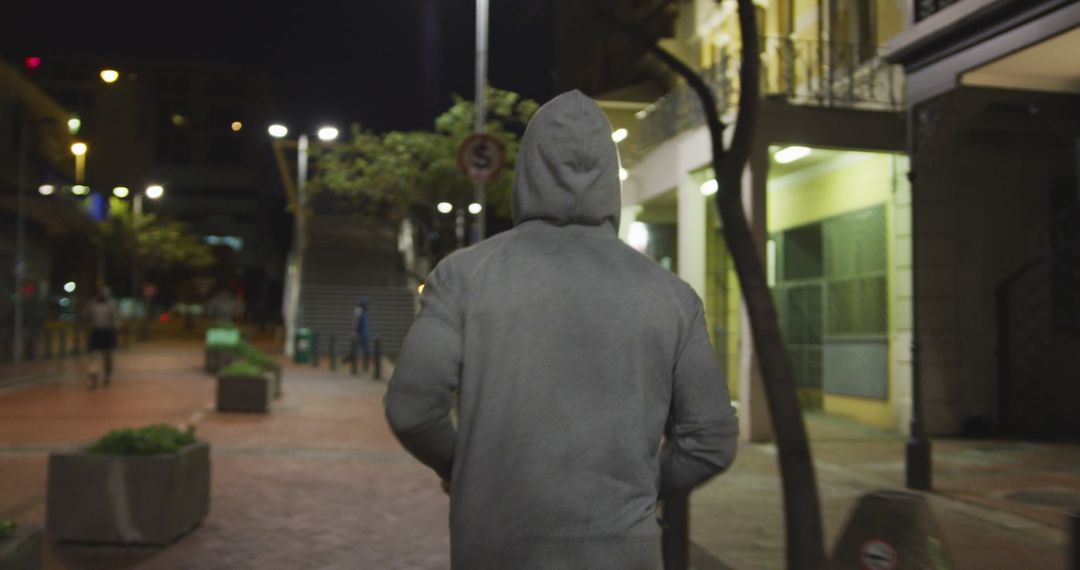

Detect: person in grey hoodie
[384, 90, 739, 569]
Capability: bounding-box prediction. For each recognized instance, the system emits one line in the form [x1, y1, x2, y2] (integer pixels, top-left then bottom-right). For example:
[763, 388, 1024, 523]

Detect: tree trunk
[612, 1, 827, 568]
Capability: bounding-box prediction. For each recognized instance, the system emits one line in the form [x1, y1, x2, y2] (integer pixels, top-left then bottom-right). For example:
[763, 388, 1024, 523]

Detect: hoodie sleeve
[661, 302, 739, 494]
[384, 268, 461, 482]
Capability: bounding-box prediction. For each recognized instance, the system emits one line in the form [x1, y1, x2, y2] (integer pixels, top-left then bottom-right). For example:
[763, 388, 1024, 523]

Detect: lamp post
[269, 124, 338, 357]
[473, 0, 489, 242]
[122, 184, 163, 335]
[437, 201, 483, 249]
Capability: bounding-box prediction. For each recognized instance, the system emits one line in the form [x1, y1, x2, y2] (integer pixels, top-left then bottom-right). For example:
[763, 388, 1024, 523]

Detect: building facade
[887, 0, 1080, 438]
[25, 56, 284, 319]
[559, 0, 916, 439]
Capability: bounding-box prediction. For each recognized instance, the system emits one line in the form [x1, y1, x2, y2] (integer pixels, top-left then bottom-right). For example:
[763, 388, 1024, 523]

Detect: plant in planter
[0, 519, 42, 570]
[235, 342, 283, 398]
[47, 424, 210, 545]
[217, 360, 273, 413]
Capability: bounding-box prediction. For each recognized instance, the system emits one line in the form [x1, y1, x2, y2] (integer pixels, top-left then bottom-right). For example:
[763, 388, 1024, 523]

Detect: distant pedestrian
[86, 286, 119, 389]
[350, 298, 371, 371]
[384, 91, 739, 569]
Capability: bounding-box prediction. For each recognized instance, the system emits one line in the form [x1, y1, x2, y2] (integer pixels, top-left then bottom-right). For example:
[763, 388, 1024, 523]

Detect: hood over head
[512, 90, 621, 231]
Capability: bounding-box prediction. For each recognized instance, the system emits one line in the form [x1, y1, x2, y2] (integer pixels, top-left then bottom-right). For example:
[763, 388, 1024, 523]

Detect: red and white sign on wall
[457, 134, 506, 183]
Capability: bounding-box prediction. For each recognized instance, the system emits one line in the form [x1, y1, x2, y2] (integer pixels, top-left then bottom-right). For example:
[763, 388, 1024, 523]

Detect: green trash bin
[294, 328, 313, 364]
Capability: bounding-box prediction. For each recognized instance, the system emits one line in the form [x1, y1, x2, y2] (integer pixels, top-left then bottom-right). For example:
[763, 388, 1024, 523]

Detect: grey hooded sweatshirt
[385, 90, 739, 569]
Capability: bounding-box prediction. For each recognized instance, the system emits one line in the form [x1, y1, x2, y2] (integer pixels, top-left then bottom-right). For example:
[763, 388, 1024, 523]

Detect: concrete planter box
[0, 525, 42, 570]
[217, 373, 271, 413]
[46, 442, 210, 545]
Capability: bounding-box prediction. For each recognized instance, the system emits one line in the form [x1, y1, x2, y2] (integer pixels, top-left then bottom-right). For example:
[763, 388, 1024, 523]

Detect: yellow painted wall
[768, 150, 901, 428]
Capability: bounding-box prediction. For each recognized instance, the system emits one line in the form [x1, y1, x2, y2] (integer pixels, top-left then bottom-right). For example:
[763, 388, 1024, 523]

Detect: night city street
[2, 1, 1080, 569]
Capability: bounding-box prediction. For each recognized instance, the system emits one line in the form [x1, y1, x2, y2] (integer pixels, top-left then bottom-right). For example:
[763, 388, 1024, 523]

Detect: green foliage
[0, 520, 15, 542]
[206, 327, 241, 348]
[101, 198, 215, 271]
[309, 87, 538, 231]
[89, 424, 197, 456]
[235, 342, 276, 369]
[219, 359, 266, 378]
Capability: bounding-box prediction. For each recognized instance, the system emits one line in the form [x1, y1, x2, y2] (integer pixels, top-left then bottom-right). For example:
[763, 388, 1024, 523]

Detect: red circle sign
[457, 134, 506, 183]
[859, 539, 898, 570]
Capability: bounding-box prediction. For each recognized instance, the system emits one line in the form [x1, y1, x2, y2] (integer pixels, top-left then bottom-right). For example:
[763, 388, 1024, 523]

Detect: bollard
[43, 330, 52, 360]
[373, 337, 383, 380]
[351, 341, 359, 377]
[312, 332, 320, 367]
[329, 334, 337, 372]
[58, 328, 67, 358]
[1071, 510, 1079, 570]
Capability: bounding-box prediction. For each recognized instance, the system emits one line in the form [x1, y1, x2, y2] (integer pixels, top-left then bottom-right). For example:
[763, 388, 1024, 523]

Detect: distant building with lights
[23, 56, 287, 321]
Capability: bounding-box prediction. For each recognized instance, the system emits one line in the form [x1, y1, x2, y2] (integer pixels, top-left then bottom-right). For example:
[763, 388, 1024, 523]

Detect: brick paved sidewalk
[1, 340, 1077, 569]
[0, 341, 450, 570]
[691, 414, 1078, 569]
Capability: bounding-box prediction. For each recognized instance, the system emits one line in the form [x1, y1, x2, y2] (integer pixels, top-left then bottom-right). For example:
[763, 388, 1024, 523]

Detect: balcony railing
[628, 37, 905, 163]
[914, 0, 963, 22]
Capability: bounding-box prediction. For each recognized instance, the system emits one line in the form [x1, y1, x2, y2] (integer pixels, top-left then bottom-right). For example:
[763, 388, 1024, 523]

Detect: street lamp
[438, 202, 483, 248]
[70, 142, 87, 183]
[129, 185, 164, 337]
[100, 69, 120, 83]
[267, 124, 339, 357]
[38, 184, 55, 196]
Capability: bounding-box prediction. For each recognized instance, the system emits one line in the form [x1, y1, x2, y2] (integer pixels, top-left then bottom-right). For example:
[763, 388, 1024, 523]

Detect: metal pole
[294, 135, 309, 348]
[329, 333, 337, 372]
[13, 113, 28, 365]
[311, 330, 320, 367]
[905, 108, 932, 491]
[373, 337, 383, 380]
[132, 193, 142, 338]
[473, 0, 489, 242]
[1070, 510, 1079, 570]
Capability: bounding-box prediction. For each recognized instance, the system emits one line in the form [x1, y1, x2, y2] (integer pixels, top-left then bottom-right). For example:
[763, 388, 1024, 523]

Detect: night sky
[1, 0, 554, 132]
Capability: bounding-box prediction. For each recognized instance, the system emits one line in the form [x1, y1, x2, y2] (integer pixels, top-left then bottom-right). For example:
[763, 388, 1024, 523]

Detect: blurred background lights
[64, 281, 77, 293]
[611, 128, 628, 143]
[436, 202, 453, 214]
[145, 185, 164, 199]
[231, 121, 243, 132]
[700, 179, 718, 196]
[268, 124, 288, 138]
[774, 146, 811, 164]
[67, 116, 81, 135]
[38, 184, 55, 196]
[468, 202, 483, 215]
[112, 186, 130, 198]
[70, 142, 87, 156]
[72, 185, 89, 195]
[317, 126, 339, 141]
[100, 69, 120, 83]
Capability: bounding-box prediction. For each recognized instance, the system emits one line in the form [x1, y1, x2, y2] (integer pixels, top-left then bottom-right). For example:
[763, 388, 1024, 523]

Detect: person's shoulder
[607, 240, 703, 315]
[429, 230, 517, 283]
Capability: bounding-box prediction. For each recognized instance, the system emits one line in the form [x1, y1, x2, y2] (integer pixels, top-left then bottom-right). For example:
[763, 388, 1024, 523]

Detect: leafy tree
[309, 87, 539, 274]
[101, 198, 215, 272]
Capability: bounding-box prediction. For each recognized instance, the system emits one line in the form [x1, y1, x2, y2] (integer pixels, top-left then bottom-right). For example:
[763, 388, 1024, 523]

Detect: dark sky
[1, 0, 554, 132]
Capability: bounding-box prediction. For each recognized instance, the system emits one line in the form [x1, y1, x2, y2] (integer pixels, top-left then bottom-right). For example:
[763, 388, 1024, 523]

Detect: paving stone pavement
[0, 341, 450, 569]
[1, 340, 1077, 569]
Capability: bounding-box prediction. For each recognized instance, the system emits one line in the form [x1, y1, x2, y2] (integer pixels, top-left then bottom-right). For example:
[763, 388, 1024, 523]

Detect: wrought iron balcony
[914, 0, 963, 22]
[628, 37, 905, 163]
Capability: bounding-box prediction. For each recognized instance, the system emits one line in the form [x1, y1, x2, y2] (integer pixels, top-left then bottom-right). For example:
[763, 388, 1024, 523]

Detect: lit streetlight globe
[70, 142, 87, 156]
[468, 203, 483, 215]
[268, 124, 288, 138]
[64, 281, 77, 293]
[38, 185, 55, 196]
[112, 186, 130, 198]
[72, 185, 90, 196]
[436, 202, 453, 214]
[317, 126, 339, 141]
[100, 69, 120, 83]
[611, 128, 628, 143]
[145, 185, 165, 199]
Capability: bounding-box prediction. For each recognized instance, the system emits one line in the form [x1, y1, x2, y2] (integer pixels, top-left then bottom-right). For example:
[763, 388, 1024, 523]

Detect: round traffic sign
[457, 134, 506, 183]
[859, 539, 898, 570]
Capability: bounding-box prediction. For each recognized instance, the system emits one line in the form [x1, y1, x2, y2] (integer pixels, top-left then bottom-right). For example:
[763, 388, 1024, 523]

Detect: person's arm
[661, 302, 739, 494]
[384, 269, 461, 482]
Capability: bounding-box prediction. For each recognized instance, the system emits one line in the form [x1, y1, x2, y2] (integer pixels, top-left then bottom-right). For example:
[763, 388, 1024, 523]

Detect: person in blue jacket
[350, 298, 371, 371]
